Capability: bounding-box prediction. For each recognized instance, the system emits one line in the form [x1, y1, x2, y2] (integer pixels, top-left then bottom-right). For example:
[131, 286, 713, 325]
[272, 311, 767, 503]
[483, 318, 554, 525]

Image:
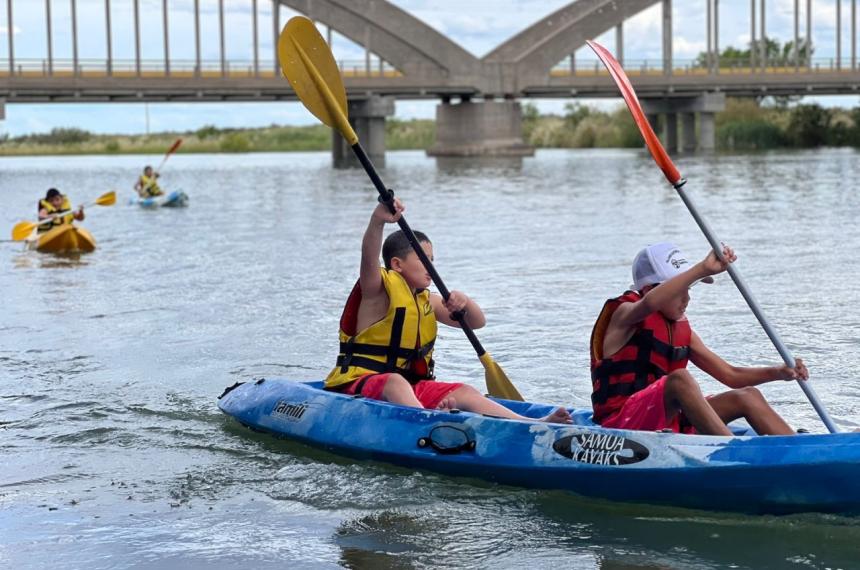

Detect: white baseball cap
[630, 242, 714, 291]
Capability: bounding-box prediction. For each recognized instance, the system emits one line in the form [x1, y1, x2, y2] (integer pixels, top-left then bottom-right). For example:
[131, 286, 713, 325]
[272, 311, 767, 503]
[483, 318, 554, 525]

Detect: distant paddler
[134, 165, 164, 198]
[134, 138, 183, 199]
[38, 188, 84, 232]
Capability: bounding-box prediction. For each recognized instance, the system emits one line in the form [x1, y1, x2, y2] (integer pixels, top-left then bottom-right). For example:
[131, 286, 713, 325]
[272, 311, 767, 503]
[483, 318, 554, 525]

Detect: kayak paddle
[278, 16, 524, 401]
[11, 190, 116, 241]
[587, 39, 839, 433]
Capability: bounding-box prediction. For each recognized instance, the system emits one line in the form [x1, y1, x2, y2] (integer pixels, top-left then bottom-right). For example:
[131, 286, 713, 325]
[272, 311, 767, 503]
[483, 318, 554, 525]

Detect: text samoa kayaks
[218, 378, 860, 515]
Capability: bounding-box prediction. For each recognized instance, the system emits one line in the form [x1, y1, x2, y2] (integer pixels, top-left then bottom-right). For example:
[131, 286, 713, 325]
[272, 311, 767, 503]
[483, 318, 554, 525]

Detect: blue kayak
[130, 190, 189, 208]
[218, 378, 860, 515]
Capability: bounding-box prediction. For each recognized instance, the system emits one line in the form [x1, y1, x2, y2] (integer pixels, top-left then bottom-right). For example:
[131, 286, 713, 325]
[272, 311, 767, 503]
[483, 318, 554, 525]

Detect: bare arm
[429, 291, 486, 329]
[613, 257, 721, 329]
[359, 198, 404, 301]
[689, 331, 809, 388]
[604, 246, 736, 355]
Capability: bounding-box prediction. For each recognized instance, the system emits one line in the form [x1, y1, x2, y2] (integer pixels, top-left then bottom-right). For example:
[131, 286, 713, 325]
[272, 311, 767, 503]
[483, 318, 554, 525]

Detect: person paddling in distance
[38, 188, 84, 233]
[134, 166, 163, 198]
[325, 197, 571, 424]
[590, 242, 808, 436]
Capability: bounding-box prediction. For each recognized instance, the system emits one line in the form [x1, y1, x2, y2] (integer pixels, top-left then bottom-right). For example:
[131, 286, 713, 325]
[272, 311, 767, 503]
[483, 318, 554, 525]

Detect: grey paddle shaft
[675, 181, 839, 433]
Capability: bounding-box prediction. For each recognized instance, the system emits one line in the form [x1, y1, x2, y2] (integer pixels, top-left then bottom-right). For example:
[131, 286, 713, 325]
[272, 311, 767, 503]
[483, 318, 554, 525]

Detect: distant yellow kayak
[27, 224, 96, 254]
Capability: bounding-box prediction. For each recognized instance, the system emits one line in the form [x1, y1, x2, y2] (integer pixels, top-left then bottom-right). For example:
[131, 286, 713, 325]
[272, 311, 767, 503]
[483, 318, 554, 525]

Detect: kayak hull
[218, 378, 860, 515]
[28, 224, 96, 254]
[132, 190, 189, 208]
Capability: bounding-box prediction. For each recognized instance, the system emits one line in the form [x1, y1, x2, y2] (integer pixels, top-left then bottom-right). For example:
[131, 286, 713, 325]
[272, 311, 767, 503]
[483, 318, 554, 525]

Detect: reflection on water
[434, 155, 524, 173]
[2, 149, 860, 569]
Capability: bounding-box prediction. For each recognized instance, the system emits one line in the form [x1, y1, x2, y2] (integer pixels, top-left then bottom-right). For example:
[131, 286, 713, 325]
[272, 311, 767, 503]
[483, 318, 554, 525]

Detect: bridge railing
[551, 57, 860, 77]
[0, 59, 402, 79]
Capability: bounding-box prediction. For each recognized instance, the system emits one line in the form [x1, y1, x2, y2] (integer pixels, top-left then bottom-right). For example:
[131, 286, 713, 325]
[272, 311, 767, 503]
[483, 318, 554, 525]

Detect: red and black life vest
[589, 291, 691, 424]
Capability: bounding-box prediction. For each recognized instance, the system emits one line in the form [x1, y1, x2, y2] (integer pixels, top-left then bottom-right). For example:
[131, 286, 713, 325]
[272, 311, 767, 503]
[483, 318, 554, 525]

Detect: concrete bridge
[2, 0, 859, 165]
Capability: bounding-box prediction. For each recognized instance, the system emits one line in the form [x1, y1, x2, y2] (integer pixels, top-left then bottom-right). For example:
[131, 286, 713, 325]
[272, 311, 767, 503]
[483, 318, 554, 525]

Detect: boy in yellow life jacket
[325, 197, 571, 424]
[134, 166, 163, 198]
[38, 188, 84, 233]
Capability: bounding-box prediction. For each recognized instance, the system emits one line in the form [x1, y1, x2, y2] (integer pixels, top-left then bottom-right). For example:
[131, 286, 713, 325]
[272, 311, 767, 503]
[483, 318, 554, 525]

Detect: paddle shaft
[35, 203, 86, 228]
[351, 143, 488, 357]
[675, 180, 839, 433]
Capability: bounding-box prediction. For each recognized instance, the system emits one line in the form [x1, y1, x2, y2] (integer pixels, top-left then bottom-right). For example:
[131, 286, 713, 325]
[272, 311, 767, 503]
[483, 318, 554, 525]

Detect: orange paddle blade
[586, 40, 682, 185]
[166, 138, 183, 156]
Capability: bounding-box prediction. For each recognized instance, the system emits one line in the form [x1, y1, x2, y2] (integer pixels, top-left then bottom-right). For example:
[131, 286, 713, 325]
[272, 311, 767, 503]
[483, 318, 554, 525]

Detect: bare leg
[380, 374, 423, 408]
[663, 370, 732, 435]
[436, 395, 457, 411]
[707, 387, 794, 435]
[447, 385, 572, 424]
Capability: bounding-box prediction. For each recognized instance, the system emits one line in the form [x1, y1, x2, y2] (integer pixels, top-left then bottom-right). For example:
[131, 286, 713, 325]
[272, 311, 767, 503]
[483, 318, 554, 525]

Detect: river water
[2, 148, 860, 569]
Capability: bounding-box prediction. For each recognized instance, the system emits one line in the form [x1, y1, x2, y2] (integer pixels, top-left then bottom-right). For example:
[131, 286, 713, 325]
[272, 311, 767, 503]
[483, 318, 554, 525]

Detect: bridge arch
[483, 0, 662, 91]
[281, 0, 482, 81]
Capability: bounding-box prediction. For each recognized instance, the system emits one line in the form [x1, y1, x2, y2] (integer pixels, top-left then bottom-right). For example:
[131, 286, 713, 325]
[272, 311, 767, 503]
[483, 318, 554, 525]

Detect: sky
[0, 0, 858, 136]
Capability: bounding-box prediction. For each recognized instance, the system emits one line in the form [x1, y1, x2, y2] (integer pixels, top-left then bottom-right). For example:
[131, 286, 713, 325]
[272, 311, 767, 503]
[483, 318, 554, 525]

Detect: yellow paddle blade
[278, 16, 358, 145]
[12, 221, 37, 241]
[95, 191, 116, 206]
[480, 352, 524, 401]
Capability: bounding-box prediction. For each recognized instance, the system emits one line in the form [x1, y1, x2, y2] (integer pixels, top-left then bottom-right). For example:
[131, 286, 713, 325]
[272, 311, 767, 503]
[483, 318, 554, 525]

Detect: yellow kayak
[27, 224, 96, 254]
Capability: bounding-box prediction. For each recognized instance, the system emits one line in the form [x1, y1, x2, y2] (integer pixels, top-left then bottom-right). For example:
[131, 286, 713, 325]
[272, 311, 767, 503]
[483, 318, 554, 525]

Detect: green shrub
[196, 124, 220, 140]
[104, 140, 121, 153]
[717, 120, 786, 150]
[786, 104, 831, 147]
[219, 132, 251, 152]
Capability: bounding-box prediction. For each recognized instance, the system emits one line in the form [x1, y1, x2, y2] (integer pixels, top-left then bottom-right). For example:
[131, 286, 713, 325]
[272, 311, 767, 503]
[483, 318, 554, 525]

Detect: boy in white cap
[589, 242, 808, 436]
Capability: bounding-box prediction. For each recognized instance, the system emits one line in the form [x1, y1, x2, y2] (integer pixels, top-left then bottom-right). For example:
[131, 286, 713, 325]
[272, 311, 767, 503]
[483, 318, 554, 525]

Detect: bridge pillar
[642, 93, 725, 152]
[681, 113, 696, 152]
[0, 99, 5, 121]
[664, 113, 679, 153]
[699, 113, 716, 151]
[332, 96, 395, 169]
[427, 100, 534, 157]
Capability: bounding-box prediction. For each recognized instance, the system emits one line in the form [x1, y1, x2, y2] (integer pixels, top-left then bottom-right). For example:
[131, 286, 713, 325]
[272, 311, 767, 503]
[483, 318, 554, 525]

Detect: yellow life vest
[325, 268, 437, 389]
[139, 174, 163, 197]
[38, 196, 74, 232]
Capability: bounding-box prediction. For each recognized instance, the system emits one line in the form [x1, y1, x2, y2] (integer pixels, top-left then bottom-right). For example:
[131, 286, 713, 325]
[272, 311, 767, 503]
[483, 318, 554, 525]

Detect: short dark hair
[45, 188, 61, 200]
[382, 230, 431, 269]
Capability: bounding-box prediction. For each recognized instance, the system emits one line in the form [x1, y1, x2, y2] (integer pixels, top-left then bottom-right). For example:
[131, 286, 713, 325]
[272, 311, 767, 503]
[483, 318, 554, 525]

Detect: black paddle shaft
[351, 143, 487, 356]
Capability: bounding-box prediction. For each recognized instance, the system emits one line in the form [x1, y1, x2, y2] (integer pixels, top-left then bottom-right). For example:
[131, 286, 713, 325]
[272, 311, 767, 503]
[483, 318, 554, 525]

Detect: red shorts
[335, 373, 463, 410]
[600, 376, 695, 434]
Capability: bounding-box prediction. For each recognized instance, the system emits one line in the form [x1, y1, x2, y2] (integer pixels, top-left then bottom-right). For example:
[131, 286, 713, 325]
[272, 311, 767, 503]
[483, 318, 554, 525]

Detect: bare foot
[436, 396, 457, 412]
[541, 407, 572, 424]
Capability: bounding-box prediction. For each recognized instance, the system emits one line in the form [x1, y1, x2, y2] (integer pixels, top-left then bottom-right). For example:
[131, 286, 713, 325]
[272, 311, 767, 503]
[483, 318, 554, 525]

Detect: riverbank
[1, 99, 858, 156]
[0, 120, 434, 156]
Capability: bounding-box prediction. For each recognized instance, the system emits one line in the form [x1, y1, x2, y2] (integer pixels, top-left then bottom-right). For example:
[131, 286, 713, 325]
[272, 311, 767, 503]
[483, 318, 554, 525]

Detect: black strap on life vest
[336, 307, 435, 384]
[591, 328, 689, 405]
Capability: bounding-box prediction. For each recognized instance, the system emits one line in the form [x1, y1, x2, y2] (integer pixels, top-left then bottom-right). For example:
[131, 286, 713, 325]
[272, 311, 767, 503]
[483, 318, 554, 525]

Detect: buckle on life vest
[340, 337, 356, 373]
[670, 346, 690, 361]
